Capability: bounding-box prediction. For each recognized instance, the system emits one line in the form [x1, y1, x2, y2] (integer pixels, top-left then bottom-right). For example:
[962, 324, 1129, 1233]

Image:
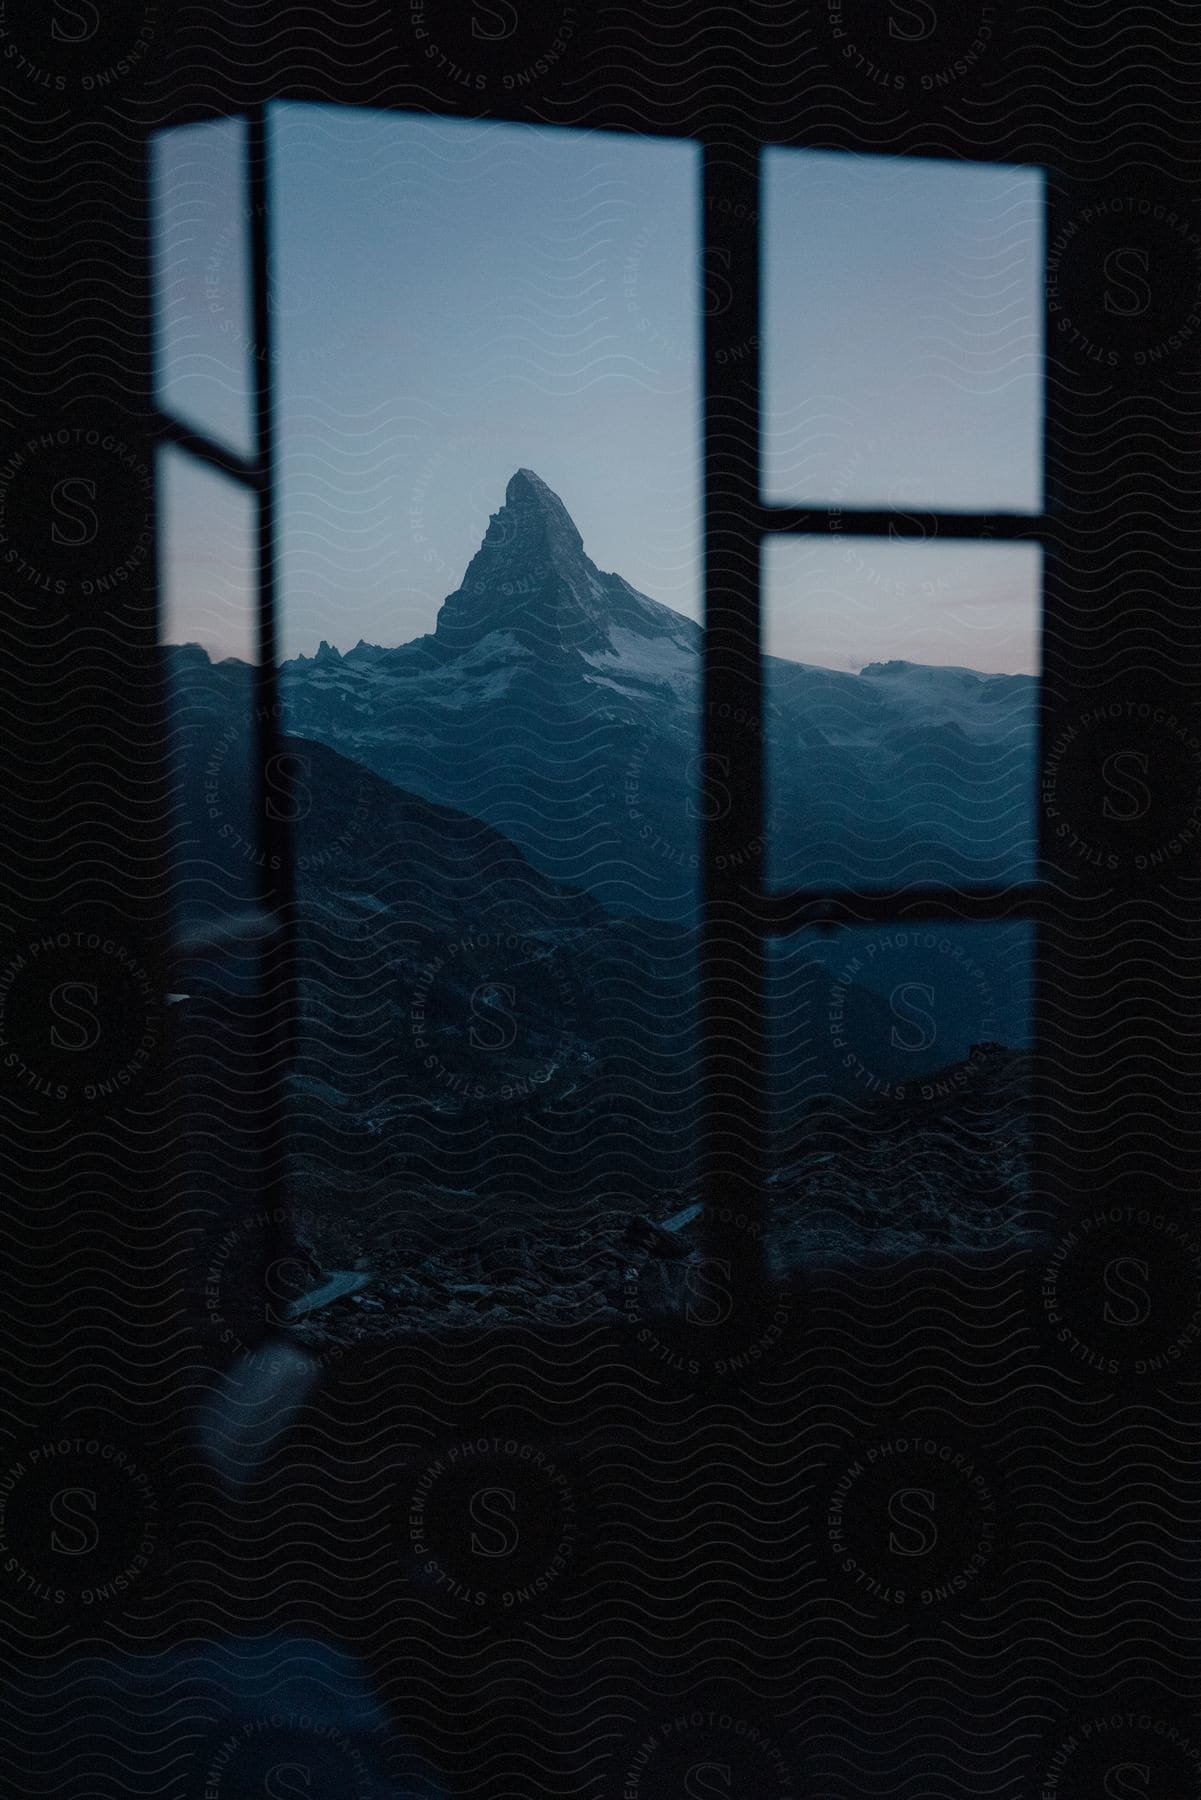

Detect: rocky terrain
[268, 1042, 1034, 1351]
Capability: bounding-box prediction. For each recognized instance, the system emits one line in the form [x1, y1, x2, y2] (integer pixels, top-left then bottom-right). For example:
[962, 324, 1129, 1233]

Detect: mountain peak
[506, 466, 559, 505]
[432, 469, 697, 662]
[498, 467, 584, 554]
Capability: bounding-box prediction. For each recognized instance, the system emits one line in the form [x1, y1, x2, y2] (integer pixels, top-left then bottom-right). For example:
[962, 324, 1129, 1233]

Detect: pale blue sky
[153, 107, 1043, 672]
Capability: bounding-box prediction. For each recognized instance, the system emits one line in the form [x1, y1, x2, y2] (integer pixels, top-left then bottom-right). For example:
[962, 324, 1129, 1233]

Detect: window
[150, 104, 1052, 1361]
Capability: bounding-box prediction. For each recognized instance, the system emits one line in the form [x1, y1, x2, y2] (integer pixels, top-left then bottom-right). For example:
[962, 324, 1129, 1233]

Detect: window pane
[159, 443, 272, 1343]
[764, 535, 1041, 890]
[767, 923, 1036, 1270]
[764, 150, 1043, 514]
[151, 118, 255, 459]
[158, 445, 257, 665]
[158, 445, 260, 929]
[201, 106, 703, 1344]
[268, 106, 700, 720]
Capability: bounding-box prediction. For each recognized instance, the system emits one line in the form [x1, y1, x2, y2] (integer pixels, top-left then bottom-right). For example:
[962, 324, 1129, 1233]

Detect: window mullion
[701, 141, 769, 1299]
[150, 412, 264, 492]
[246, 101, 300, 1336]
[762, 507, 1045, 543]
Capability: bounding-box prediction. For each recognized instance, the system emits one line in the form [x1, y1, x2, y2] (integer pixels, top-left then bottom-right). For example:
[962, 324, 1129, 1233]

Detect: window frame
[149, 101, 1057, 1303]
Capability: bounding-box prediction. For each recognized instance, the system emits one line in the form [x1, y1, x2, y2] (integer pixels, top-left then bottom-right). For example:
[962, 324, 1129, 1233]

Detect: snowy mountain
[274, 469, 1037, 919]
[432, 467, 701, 663]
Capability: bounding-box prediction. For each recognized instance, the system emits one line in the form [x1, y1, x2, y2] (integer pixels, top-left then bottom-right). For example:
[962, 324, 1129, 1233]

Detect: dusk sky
[153, 107, 1043, 672]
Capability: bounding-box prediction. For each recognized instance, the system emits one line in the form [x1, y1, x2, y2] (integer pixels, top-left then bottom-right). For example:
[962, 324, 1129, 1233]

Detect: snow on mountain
[583, 624, 699, 701]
